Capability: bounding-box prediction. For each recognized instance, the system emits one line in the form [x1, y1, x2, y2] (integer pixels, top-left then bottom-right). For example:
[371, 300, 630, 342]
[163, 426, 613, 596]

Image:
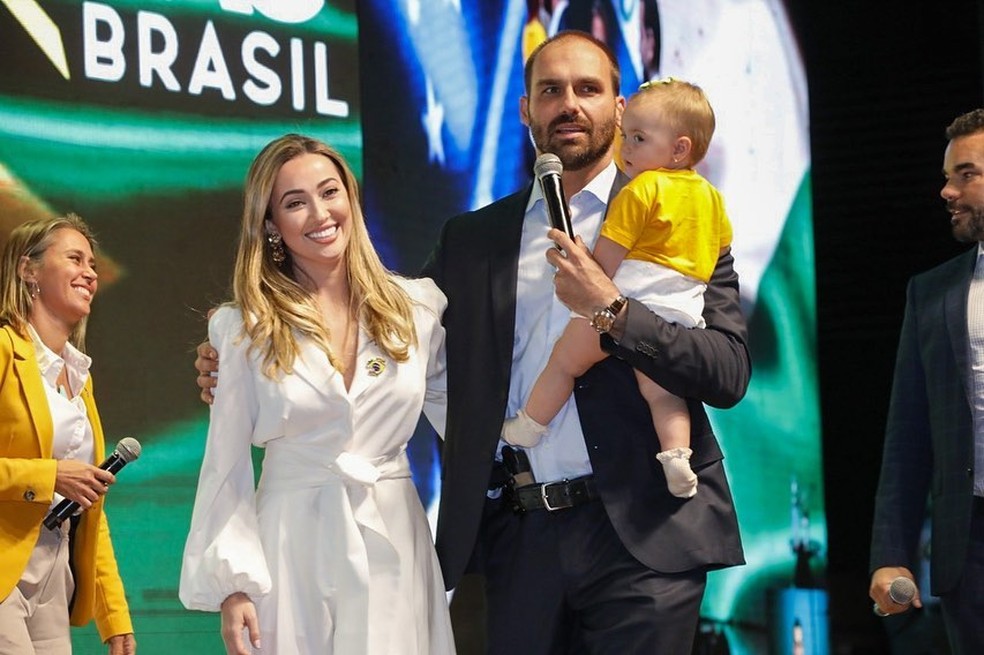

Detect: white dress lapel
[291, 336, 347, 401]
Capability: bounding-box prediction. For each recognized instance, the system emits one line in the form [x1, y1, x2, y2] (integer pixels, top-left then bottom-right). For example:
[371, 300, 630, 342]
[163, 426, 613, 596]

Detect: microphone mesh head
[116, 437, 142, 463]
[888, 577, 916, 604]
[533, 153, 563, 179]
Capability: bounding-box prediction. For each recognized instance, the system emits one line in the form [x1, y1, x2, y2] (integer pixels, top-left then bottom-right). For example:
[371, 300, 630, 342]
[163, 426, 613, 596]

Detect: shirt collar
[27, 324, 92, 394]
[525, 160, 619, 212]
[580, 160, 618, 207]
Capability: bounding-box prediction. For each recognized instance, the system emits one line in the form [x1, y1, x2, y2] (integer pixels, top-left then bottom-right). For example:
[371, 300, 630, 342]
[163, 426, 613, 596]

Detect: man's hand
[107, 632, 136, 655]
[221, 592, 261, 655]
[869, 566, 922, 616]
[546, 228, 620, 318]
[54, 460, 115, 509]
[195, 341, 219, 405]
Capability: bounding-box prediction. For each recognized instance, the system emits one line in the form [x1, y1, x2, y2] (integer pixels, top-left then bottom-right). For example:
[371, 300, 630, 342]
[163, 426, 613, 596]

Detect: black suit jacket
[871, 246, 979, 595]
[422, 180, 749, 591]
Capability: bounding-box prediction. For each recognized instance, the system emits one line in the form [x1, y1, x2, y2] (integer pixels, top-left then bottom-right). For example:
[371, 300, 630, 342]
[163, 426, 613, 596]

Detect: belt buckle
[540, 481, 563, 511]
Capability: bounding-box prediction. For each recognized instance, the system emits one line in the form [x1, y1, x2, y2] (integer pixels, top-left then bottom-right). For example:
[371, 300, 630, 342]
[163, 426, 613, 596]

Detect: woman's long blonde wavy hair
[0, 214, 97, 351]
[233, 134, 417, 379]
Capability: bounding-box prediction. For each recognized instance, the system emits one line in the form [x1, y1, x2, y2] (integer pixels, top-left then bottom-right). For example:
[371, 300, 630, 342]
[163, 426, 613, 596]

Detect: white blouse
[28, 325, 95, 508]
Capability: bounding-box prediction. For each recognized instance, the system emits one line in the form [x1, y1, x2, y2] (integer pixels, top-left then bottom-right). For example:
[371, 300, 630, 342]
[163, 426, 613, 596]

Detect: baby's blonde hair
[634, 77, 716, 164]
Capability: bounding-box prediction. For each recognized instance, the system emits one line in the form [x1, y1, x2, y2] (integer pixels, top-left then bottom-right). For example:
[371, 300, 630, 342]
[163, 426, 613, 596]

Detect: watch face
[592, 310, 615, 333]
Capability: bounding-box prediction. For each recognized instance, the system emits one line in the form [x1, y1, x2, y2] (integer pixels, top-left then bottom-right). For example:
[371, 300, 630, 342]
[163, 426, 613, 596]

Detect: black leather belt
[510, 475, 599, 512]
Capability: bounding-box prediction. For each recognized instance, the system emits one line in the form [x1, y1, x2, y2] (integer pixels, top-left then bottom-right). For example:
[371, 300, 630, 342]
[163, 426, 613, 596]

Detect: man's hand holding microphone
[870, 567, 921, 617]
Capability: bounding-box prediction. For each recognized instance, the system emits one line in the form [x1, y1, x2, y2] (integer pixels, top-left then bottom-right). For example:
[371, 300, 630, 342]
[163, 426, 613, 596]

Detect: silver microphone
[872, 576, 916, 617]
[888, 576, 916, 605]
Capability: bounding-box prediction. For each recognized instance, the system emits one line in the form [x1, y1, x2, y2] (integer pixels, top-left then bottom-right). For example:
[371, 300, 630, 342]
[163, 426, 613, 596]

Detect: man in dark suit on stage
[869, 108, 984, 654]
[423, 31, 747, 653]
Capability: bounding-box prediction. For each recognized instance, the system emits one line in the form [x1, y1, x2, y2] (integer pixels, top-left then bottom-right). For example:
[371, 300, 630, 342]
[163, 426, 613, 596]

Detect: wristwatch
[590, 295, 626, 334]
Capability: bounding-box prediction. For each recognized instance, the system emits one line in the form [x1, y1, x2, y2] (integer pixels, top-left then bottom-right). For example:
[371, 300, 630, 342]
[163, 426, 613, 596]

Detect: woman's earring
[28, 280, 40, 299]
[267, 232, 286, 265]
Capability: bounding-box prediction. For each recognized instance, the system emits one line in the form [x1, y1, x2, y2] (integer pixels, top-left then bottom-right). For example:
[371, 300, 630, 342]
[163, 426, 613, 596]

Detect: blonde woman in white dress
[179, 134, 454, 655]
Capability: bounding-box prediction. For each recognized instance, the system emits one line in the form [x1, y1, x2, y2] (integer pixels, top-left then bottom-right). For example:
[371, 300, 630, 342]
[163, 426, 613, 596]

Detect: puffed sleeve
[406, 277, 448, 438]
[179, 306, 271, 611]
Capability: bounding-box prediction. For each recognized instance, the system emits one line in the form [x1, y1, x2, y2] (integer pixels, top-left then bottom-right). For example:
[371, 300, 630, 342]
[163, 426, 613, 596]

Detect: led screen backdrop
[361, 0, 820, 650]
[0, 1, 359, 652]
[0, 1, 819, 653]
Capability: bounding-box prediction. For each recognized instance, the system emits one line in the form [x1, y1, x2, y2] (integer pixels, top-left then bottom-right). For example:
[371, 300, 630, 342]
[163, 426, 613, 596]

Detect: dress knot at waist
[258, 443, 411, 492]
[255, 443, 411, 651]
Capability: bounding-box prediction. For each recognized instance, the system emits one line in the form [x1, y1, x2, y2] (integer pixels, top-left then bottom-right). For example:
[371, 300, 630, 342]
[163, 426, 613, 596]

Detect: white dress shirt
[506, 161, 618, 483]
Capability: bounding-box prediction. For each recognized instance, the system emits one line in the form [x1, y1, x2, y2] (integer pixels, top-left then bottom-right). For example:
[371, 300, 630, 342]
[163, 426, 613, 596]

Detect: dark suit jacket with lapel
[871, 246, 979, 596]
[423, 177, 749, 591]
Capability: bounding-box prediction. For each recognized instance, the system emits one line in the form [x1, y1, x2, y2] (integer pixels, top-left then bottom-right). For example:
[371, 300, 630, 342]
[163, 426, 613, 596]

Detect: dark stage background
[804, 1, 984, 653]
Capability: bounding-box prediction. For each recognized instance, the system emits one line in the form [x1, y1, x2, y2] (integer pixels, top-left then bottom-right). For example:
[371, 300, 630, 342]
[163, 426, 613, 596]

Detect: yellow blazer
[0, 325, 132, 641]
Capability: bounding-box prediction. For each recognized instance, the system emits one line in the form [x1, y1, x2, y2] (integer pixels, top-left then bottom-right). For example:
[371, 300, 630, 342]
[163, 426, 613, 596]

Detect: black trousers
[478, 495, 705, 655]
[941, 498, 984, 654]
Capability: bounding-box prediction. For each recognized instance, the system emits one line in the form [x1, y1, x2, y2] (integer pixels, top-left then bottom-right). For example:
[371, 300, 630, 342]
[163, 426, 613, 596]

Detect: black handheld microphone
[43, 437, 141, 531]
[534, 153, 575, 241]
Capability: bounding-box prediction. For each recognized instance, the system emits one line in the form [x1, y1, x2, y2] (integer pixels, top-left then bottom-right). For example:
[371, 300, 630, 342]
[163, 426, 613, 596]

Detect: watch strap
[607, 295, 626, 316]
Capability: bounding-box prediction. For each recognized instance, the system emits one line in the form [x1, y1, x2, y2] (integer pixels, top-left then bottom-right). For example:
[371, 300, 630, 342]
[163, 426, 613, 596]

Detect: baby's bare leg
[501, 318, 606, 447]
[636, 372, 697, 498]
[526, 318, 605, 425]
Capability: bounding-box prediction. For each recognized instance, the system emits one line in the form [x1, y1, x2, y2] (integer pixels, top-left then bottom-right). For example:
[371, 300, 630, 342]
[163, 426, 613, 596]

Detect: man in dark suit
[423, 31, 747, 653]
[869, 108, 984, 654]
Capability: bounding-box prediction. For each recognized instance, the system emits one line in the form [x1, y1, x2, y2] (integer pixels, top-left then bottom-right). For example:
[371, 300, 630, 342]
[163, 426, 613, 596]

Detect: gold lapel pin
[365, 357, 386, 377]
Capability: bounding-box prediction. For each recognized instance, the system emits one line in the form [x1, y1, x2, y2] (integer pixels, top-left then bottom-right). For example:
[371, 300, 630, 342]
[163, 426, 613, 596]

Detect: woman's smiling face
[266, 152, 353, 276]
[27, 227, 98, 329]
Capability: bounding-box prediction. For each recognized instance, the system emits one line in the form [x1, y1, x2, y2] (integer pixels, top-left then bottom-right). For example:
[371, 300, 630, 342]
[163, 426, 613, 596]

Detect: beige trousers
[0, 521, 74, 655]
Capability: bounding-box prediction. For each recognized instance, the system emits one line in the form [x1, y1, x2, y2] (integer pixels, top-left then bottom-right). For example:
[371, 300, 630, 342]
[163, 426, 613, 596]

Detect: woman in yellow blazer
[0, 215, 135, 654]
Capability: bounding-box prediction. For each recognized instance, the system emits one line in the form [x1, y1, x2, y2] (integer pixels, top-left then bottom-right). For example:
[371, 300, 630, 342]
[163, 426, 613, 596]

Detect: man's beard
[530, 112, 618, 172]
[952, 205, 984, 243]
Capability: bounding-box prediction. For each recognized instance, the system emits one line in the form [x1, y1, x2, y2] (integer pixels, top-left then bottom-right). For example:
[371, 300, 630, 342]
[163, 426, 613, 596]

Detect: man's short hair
[945, 108, 984, 140]
[523, 30, 620, 96]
